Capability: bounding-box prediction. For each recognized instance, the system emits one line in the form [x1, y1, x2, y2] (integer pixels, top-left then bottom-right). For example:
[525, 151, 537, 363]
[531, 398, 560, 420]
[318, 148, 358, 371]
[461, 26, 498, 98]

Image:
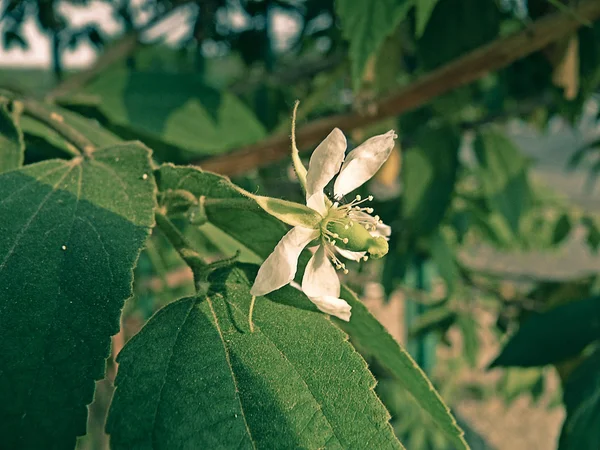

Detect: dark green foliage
[0, 144, 156, 449]
[473, 129, 532, 236]
[85, 69, 266, 156]
[417, 0, 500, 70]
[491, 296, 600, 367]
[108, 265, 403, 449]
[336, 0, 412, 89]
[403, 125, 460, 237]
[0, 100, 24, 172]
[558, 350, 600, 450]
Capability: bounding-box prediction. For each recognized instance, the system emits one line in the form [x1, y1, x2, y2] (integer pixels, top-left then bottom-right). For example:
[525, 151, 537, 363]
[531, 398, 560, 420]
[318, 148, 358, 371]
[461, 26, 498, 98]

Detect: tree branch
[45, 0, 195, 101]
[199, 0, 600, 176]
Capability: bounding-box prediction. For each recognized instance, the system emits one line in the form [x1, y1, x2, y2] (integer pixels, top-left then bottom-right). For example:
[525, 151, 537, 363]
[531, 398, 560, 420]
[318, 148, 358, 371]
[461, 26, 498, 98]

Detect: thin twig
[21, 99, 94, 155]
[199, 0, 600, 176]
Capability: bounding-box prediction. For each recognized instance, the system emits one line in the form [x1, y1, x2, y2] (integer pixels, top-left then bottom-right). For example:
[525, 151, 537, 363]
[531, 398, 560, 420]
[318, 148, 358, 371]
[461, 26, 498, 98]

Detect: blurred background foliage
[2, 0, 600, 449]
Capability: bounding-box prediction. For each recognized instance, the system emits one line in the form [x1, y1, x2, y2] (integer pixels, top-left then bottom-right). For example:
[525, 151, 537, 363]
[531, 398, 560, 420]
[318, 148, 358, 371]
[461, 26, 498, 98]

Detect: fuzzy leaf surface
[0, 144, 156, 449]
[107, 265, 402, 449]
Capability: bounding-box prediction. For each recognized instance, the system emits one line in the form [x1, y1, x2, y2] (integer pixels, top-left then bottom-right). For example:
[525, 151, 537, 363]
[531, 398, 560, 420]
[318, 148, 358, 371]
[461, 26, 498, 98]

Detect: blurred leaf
[377, 378, 456, 450]
[558, 350, 600, 450]
[491, 296, 600, 367]
[498, 367, 546, 404]
[458, 315, 479, 368]
[409, 306, 457, 338]
[417, 0, 500, 70]
[429, 231, 459, 297]
[0, 144, 156, 449]
[414, 0, 440, 38]
[473, 129, 532, 236]
[0, 100, 24, 172]
[552, 214, 572, 245]
[336, 0, 412, 90]
[3, 29, 28, 50]
[582, 216, 600, 251]
[403, 125, 460, 236]
[85, 69, 266, 156]
[108, 265, 402, 449]
[568, 137, 600, 169]
[337, 288, 468, 450]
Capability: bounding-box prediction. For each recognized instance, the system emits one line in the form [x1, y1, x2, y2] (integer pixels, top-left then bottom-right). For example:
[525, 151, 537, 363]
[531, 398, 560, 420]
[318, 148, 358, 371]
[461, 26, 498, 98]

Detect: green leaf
[0, 100, 24, 172]
[473, 129, 532, 236]
[415, 0, 440, 38]
[155, 164, 467, 449]
[429, 231, 459, 297]
[552, 214, 572, 245]
[582, 216, 600, 251]
[335, 0, 412, 90]
[558, 350, 600, 450]
[417, 0, 500, 70]
[156, 164, 288, 258]
[85, 69, 266, 155]
[403, 125, 460, 236]
[0, 144, 156, 449]
[107, 265, 402, 449]
[336, 288, 468, 450]
[491, 296, 600, 367]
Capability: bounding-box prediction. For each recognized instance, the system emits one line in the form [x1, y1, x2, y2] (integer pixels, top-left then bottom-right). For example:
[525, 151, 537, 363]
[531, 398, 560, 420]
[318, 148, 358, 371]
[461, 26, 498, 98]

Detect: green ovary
[326, 219, 388, 259]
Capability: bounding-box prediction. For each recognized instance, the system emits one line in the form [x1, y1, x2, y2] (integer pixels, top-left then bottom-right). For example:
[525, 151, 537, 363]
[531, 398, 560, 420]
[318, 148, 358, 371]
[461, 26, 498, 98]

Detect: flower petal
[251, 226, 319, 296]
[333, 130, 397, 198]
[374, 222, 392, 237]
[302, 245, 340, 298]
[306, 191, 328, 216]
[306, 128, 347, 200]
[336, 248, 366, 261]
[290, 280, 351, 321]
[307, 295, 352, 321]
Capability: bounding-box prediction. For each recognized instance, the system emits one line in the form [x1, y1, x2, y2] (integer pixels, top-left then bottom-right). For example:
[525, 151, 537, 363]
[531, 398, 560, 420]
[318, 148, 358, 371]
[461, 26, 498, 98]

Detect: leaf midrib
[205, 296, 257, 450]
[217, 281, 345, 448]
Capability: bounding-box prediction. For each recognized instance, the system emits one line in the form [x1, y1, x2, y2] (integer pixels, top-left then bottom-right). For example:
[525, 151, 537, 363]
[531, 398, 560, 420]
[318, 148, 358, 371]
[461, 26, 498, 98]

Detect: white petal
[251, 226, 319, 296]
[307, 295, 352, 321]
[333, 130, 397, 198]
[336, 248, 366, 261]
[374, 222, 391, 237]
[306, 191, 328, 216]
[302, 245, 340, 298]
[306, 128, 347, 200]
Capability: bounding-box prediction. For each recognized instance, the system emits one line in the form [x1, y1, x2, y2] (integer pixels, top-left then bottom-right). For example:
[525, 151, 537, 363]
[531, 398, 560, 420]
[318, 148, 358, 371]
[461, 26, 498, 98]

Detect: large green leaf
[85, 69, 266, 156]
[402, 125, 460, 236]
[473, 129, 532, 236]
[0, 100, 24, 172]
[0, 144, 156, 449]
[491, 296, 600, 367]
[558, 350, 600, 450]
[155, 164, 466, 449]
[336, 288, 468, 450]
[414, 0, 440, 38]
[336, 0, 412, 90]
[107, 265, 402, 449]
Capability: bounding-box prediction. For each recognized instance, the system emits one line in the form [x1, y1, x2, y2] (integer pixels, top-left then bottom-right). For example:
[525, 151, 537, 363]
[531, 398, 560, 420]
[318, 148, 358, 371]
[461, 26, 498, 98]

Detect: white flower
[250, 128, 397, 321]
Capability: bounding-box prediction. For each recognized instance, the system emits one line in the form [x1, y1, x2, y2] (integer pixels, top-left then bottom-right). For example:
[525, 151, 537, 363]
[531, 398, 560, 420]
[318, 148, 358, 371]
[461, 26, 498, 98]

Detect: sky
[0, 0, 300, 68]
